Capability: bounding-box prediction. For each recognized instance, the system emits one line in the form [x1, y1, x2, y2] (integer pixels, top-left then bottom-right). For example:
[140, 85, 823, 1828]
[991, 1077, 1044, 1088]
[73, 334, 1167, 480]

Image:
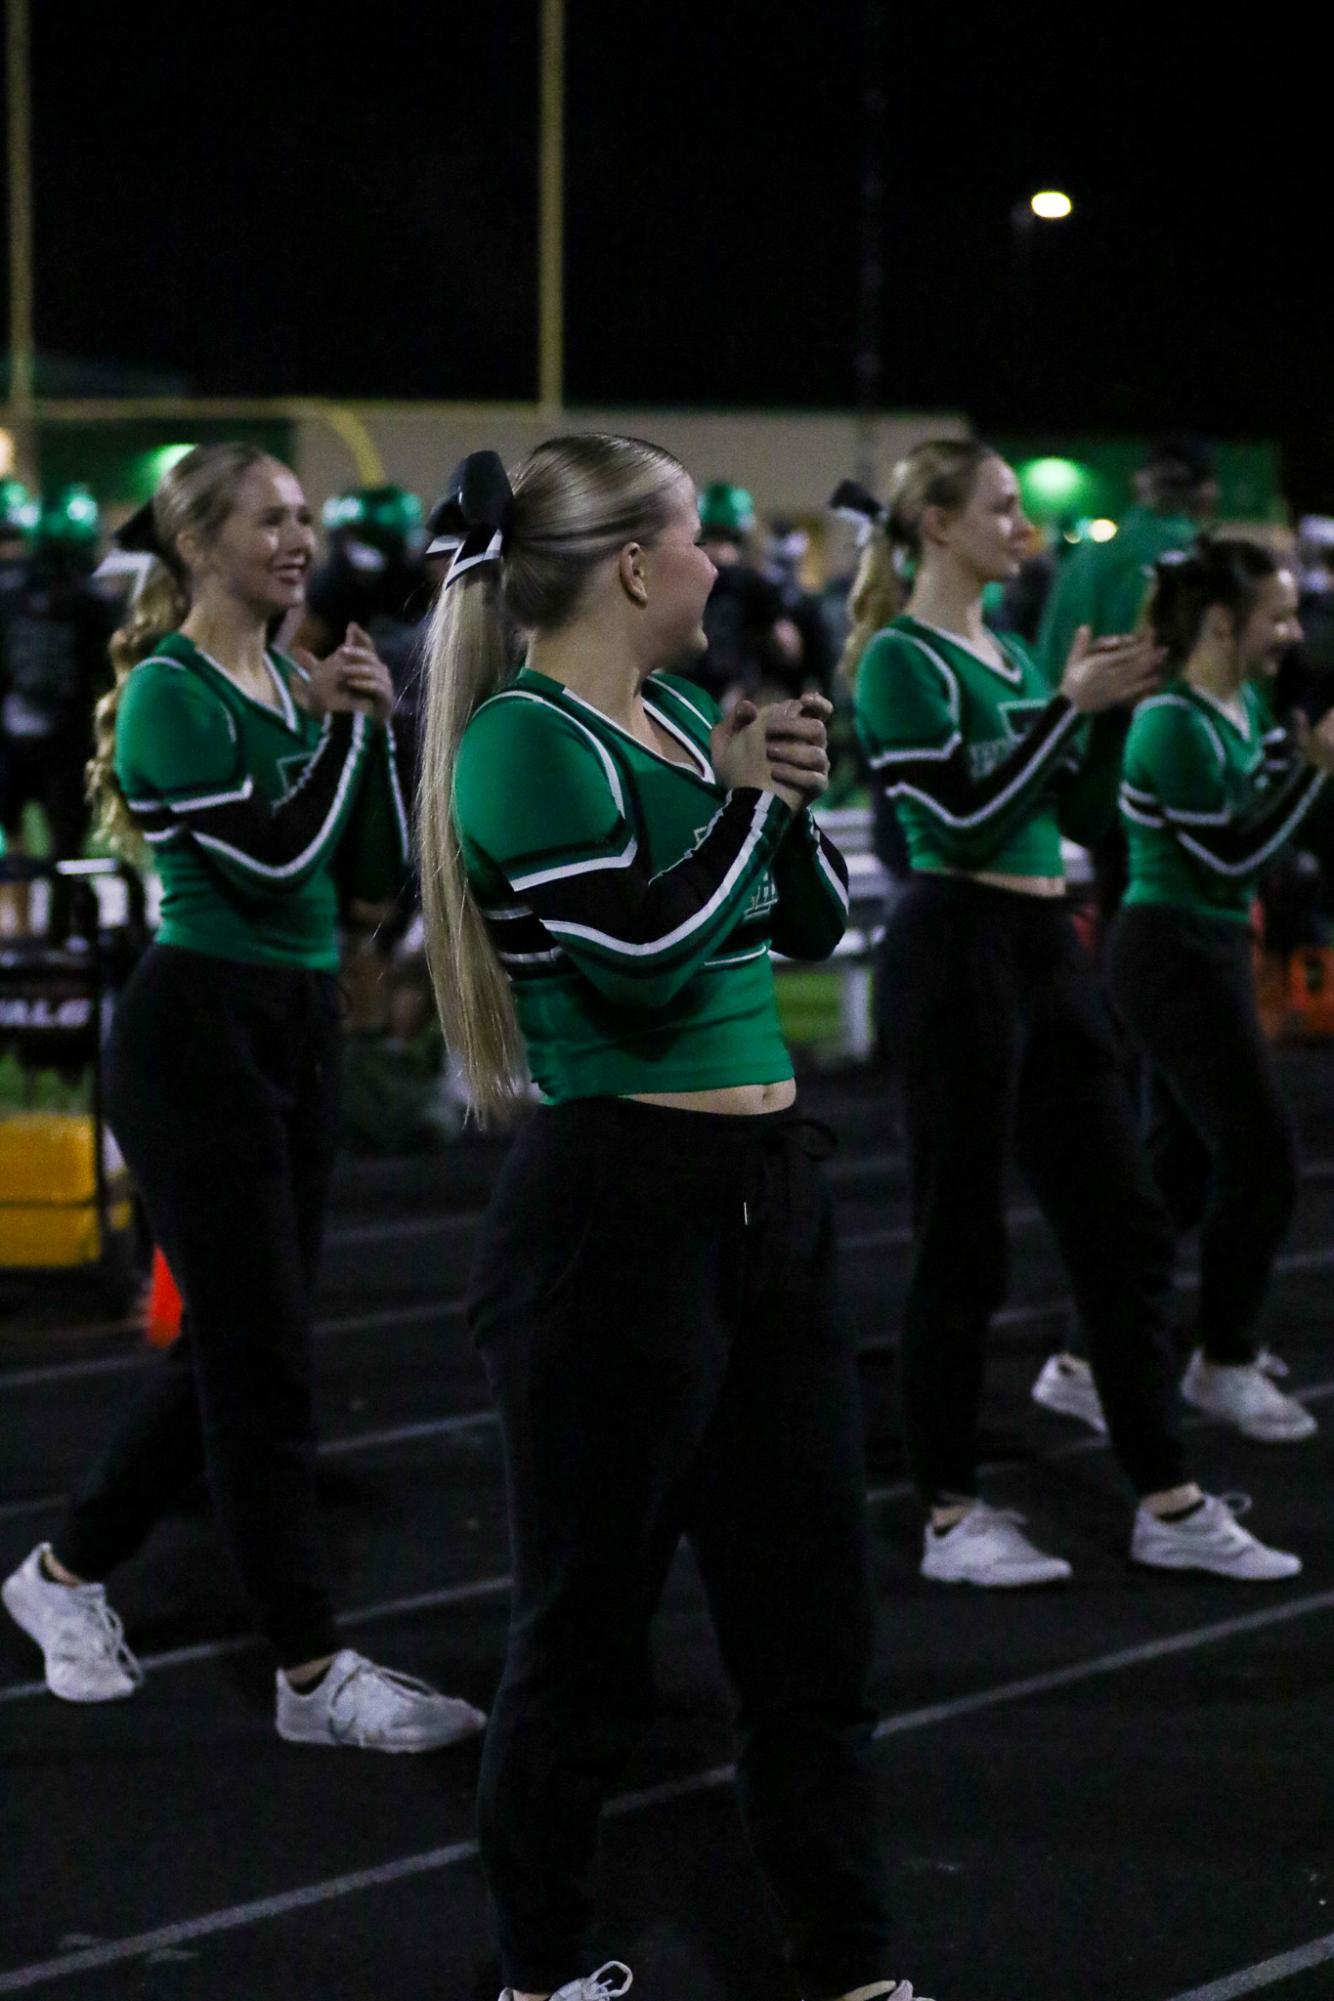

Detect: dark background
[5, 3, 1330, 502]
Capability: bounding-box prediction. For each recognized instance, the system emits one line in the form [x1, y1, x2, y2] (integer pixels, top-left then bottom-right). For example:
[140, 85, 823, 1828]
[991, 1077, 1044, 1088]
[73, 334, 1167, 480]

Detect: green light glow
[150, 443, 197, 480]
[1020, 457, 1089, 509]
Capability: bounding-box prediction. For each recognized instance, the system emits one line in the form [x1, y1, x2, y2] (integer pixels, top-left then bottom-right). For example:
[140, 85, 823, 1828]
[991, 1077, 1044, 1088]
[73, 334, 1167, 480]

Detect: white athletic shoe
[276, 1648, 487, 1752]
[1, 1543, 143, 1702]
[1131, 1494, 1302, 1581]
[1180, 1350, 1318, 1443]
[921, 1502, 1072, 1588]
[500, 1963, 633, 2001]
[1031, 1352, 1107, 1434]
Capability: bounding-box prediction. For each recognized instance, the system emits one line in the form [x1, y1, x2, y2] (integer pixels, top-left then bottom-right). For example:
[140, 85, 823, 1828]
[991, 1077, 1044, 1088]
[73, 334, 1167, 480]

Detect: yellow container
[0, 1113, 133, 1268]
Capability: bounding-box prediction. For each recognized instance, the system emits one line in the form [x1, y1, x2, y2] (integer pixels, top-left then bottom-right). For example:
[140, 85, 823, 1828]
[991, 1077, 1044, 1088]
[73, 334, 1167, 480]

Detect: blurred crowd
[4, 441, 1334, 1145]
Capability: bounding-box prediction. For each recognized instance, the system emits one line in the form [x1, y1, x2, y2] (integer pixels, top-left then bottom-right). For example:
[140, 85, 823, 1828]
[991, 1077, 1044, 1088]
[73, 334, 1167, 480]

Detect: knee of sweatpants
[503, 1597, 655, 1713]
[913, 1227, 1007, 1321]
[1216, 1108, 1299, 1234]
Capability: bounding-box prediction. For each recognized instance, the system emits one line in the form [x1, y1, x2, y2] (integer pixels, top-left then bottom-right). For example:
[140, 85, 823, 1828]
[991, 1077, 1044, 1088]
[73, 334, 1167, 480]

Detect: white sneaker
[1, 1543, 143, 1702]
[1131, 1493, 1302, 1581]
[500, 1963, 633, 2001]
[276, 1648, 487, 1752]
[1031, 1353, 1107, 1434]
[921, 1503, 1072, 1587]
[1181, 1350, 1318, 1443]
[805, 1984, 935, 2001]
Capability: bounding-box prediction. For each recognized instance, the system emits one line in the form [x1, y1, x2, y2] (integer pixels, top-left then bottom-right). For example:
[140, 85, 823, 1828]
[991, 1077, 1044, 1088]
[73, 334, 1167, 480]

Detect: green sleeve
[1056, 710, 1128, 848]
[769, 809, 850, 960]
[1123, 697, 1325, 882]
[455, 694, 791, 1011]
[335, 722, 412, 903]
[117, 661, 372, 897]
[1123, 698, 1230, 820]
[855, 629, 1080, 870]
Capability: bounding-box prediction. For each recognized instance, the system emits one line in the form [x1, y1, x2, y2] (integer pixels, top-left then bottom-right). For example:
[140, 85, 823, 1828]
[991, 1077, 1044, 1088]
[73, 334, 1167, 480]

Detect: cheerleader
[840, 442, 1300, 1589]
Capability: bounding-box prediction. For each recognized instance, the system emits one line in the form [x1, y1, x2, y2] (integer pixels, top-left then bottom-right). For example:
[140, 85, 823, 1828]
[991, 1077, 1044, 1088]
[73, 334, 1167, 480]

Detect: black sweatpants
[54, 944, 342, 1667]
[1109, 903, 1300, 1365]
[878, 874, 1186, 1505]
[469, 1096, 893, 1999]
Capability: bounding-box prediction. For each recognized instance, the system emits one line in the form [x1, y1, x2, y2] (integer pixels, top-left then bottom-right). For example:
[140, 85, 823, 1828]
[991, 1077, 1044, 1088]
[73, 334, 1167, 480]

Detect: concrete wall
[293, 403, 969, 524]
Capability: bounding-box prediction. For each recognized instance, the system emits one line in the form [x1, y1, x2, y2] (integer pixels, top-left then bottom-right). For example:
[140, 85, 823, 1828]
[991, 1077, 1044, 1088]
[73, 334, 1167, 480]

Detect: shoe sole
[1180, 1394, 1318, 1443]
[1130, 1552, 1302, 1581]
[2, 1576, 142, 1703]
[921, 1564, 1072, 1589]
[276, 1712, 487, 1752]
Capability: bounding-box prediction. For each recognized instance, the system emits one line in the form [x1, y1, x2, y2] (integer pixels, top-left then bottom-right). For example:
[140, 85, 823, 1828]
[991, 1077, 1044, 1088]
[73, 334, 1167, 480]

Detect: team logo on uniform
[691, 820, 776, 922]
[967, 699, 1049, 779]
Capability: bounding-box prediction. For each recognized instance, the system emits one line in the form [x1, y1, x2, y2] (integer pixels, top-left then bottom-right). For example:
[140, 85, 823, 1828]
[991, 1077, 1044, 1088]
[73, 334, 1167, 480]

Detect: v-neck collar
[169, 632, 300, 733]
[517, 668, 716, 784]
[902, 616, 1024, 685]
[1189, 681, 1253, 744]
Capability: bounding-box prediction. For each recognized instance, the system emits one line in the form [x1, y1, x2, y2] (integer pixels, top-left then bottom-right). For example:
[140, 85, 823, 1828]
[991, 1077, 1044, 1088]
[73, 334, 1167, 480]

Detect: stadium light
[1030, 190, 1073, 221]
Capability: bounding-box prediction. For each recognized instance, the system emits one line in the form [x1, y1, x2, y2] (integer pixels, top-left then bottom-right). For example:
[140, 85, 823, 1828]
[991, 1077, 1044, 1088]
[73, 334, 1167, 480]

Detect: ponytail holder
[426, 450, 515, 586]
[828, 478, 889, 548]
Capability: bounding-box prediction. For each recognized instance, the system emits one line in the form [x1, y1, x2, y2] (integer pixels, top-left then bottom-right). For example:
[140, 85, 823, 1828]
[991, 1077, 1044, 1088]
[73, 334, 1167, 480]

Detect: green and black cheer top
[1120, 678, 1325, 924]
[853, 614, 1121, 878]
[115, 631, 410, 971]
[452, 666, 851, 1103]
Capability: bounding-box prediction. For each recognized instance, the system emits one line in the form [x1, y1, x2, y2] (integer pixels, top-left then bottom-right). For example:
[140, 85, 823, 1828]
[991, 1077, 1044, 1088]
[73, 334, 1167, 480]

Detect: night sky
[8, 4, 1332, 503]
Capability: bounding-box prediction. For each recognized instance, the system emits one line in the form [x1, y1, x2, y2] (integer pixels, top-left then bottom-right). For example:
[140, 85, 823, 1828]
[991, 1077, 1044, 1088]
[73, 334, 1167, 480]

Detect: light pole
[538, 0, 565, 417]
[854, 0, 888, 486]
[1008, 189, 1074, 409]
[5, 0, 36, 485]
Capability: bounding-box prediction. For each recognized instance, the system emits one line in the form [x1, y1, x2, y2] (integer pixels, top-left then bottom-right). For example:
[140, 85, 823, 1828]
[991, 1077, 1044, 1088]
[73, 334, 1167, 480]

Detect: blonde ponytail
[85, 441, 277, 859]
[416, 574, 526, 1126]
[836, 438, 999, 689]
[838, 534, 901, 690]
[87, 560, 190, 857]
[416, 432, 690, 1125]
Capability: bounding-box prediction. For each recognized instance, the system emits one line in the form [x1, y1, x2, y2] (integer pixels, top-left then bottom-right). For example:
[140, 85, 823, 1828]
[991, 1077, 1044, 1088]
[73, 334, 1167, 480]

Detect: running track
[2, 1050, 1333, 2001]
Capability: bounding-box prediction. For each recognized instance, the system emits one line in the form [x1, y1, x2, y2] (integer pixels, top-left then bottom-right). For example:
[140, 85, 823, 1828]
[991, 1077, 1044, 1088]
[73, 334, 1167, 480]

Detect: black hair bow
[112, 499, 169, 560]
[426, 451, 515, 584]
[828, 479, 888, 536]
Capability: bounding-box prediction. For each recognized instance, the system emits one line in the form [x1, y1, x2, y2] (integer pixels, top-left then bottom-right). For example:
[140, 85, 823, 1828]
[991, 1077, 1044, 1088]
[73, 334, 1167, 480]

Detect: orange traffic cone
[145, 1248, 183, 1348]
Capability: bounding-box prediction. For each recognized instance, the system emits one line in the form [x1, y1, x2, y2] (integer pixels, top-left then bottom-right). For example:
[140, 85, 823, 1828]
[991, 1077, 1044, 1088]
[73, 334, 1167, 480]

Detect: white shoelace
[960, 1503, 1027, 1533]
[326, 1655, 447, 1744]
[580, 1965, 633, 1999]
[59, 1589, 142, 1683]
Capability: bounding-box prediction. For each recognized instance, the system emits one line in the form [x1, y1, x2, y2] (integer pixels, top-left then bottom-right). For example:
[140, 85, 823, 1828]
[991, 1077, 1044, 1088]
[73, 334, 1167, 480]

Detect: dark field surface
[3, 1051, 1334, 2001]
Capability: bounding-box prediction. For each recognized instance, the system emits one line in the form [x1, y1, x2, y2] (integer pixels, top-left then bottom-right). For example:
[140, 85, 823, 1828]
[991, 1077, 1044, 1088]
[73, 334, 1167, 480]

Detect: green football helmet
[322, 484, 424, 557]
[698, 481, 757, 540]
[37, 482, 101, 551]
[0, 478, 40, 539]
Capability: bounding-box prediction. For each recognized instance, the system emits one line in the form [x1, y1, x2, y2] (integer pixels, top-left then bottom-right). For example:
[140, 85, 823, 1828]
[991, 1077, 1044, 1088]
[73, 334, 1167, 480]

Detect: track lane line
[4, 1378, 1333, 1703]
[6, 1155, 1334, 1393]
[3, 1586, 1333, 1993]
[1160, 1927, 1334, 2001]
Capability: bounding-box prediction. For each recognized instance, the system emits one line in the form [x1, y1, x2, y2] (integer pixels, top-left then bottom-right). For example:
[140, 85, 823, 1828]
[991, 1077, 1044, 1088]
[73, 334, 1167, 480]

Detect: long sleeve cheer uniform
[456, 666, 896, 2000]
[53, 631, 409, 1666]
[853, 615, 1185, 1505]
[1110, 679, 1327, 1362]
